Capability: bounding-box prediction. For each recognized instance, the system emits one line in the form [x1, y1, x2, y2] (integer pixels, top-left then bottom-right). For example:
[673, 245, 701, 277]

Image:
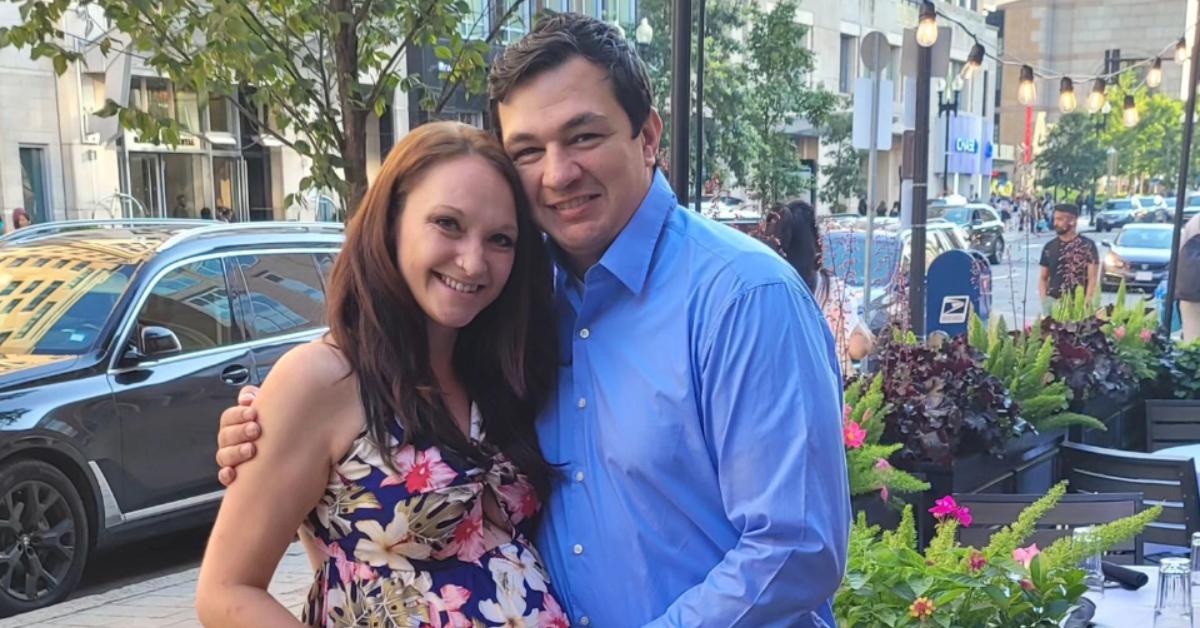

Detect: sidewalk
[0, 543, 313, 628]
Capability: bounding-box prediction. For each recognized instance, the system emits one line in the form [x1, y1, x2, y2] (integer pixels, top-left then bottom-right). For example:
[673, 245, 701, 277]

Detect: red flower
[1114, 325, 1127, 340]
[929, 495, 972, 527]
[969, 550, 987, 572]
[1020, 578, 1036, 591]
[1139, 328, 1153, 342]
[843, 420, 867, 449]
[909, 596, 936, 619]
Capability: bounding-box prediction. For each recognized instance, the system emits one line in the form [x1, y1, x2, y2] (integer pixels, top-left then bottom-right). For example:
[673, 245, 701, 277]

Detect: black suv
[0, 219, 341, 615]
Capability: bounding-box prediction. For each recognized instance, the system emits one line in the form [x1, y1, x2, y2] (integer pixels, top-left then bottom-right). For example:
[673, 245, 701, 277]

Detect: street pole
[693, 0, 705, 212]
[670, 0, 692, 204]
[1165, 7, 1200, 334]
[863, 32, 885, 335]
[911, 37, 932, 338]
[940, 90, 950, 195]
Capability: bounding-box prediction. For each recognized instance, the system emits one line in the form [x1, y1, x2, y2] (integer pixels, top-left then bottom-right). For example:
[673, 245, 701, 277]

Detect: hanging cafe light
[1058, 77, 1077, 113]
[1177, 37, 1188, 64]
[917, 1, 938, 48]
[1087, 79, 1108, 113]
[1018, 65, 1037, 106]
[1147, 57, 1164, 88]
[1124, 94, 1140, 127]
[961, 42, 985, 80]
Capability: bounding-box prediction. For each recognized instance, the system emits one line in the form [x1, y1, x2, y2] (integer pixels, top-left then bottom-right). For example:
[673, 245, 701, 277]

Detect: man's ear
[639, 108, 664, 169]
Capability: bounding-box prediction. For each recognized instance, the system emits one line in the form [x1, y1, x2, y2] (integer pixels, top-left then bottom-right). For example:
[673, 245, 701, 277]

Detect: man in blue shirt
[216, 14, 848, 626]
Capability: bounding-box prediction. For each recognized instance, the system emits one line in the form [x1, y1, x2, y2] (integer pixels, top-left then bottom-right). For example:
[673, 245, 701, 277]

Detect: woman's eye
[491, 234, 515, 248]
[434, 217, 460, 231]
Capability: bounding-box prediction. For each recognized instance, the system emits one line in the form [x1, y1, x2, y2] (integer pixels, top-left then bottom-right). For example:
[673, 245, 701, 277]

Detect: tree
[743, 0, 837, 206]
[0, 0, 517, 216]
[1034, 112, 1105, 196]
[820, 107, 865, 212]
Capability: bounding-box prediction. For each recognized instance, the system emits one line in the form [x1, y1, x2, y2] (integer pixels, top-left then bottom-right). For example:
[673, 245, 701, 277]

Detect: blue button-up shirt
[534, 172, 850, 627]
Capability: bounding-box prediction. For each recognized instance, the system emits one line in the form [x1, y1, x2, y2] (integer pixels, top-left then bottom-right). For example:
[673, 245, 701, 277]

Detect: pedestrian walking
[207, 13, 848, 628]
[1176, 210, 1200, 342]
[858, 196, 868, 216]
[1039, 203, 1099, 316]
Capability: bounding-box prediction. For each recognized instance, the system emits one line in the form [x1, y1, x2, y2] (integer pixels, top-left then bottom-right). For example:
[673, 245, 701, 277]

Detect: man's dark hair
[487, 13, 654, 139]
[1054, 203, 1080, 216]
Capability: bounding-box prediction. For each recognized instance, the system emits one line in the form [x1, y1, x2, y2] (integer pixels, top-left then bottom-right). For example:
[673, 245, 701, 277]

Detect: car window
[137, 259, 241, 354]
[0, 258, 135, 356]
[314, 252, 336, 289]
[236, 253, 327, 339]
[1106, 200, 1135, 211]
[1115, 229, 1173, 249]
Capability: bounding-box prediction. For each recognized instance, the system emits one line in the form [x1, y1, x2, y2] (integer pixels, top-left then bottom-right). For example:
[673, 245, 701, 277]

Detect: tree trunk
[333, 0, 369, 219]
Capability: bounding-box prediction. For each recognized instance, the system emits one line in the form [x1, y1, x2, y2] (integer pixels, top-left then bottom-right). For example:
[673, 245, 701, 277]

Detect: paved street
[0, 541, 312, 627]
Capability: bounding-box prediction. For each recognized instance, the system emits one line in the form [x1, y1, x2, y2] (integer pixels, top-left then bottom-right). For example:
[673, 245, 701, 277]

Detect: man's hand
[215, 386, 262, 487]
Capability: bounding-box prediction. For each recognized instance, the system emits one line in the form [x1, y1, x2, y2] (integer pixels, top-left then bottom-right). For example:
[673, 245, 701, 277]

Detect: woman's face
[396, 154, 519, 333]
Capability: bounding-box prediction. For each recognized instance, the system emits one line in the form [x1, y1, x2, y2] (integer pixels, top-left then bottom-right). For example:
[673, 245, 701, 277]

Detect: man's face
[498, 56, 663, 272]
[1053, 210, 1077, 235]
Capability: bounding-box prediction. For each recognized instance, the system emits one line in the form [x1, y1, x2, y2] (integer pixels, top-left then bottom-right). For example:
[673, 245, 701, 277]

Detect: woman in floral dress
[196, 121, 566, 627]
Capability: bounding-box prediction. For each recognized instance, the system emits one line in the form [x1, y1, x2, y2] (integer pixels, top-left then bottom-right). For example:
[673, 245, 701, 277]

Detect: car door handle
[220, 365, 250, 385]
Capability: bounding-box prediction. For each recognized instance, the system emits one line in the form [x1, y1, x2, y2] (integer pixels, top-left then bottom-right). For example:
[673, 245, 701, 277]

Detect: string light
[1058, 78, 1077, 113]
[1123, 94, 1139, 128]
[916, 1, 938, 48]
[1087, 79, 1107, 114]
[1018, 65, 1036, 106]
[961, 43, 985, 80]
[1177, 38, 1188, 64]
[1147, 58, 1163, 88]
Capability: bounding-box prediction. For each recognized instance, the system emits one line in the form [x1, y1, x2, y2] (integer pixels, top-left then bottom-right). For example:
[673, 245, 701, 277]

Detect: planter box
[1068, 394, 1142, 451]
[901, 428, 1065, 547]
[850, 493, 904, 530]
[1145, 398, 1200, 452]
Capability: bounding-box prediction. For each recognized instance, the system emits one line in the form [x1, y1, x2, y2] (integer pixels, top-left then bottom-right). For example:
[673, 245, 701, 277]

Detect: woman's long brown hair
[325, 121, 558, 498]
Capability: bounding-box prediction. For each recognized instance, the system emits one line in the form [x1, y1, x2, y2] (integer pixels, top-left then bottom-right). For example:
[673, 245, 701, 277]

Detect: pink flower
[843, 420, 867, 449]
[1020, 578, 1036, 591]
[434, 500, 487, 563]
[538, 594, 571, 628]
[969, 550, 987, 572]
[880, 485, 890, 502]
[929, 495, 961, 519]
[1114, 325, 1127, 340]
[425, 584, 472, 628]
[1013, 543, 1040, 569]
[495, 477, 540, 525]
[1140, 329, 1153, 342]
[382, 445, 459, 494]
[325, 541, 377, 586]
[843, 404, 853, 423]
[956, 506, 973, 527]
[874, 458, 893, 471]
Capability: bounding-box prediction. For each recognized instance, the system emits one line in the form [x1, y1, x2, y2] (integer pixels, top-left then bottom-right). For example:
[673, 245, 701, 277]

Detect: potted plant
[836, 482, 1162, 627]
[844, 373, 930, 527]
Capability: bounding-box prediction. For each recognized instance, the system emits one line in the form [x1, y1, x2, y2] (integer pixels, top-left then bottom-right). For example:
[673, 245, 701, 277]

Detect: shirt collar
[547, 171, 675, 296]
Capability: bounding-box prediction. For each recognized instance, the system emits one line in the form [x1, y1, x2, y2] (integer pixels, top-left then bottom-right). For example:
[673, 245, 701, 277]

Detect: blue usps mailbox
[925, 249, 992, 337]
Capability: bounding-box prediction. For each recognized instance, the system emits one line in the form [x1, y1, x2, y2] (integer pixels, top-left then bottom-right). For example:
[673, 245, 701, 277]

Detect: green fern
[1042, 505, 1163, 569]
[983, 482, 1069, 561]
[1037, 412, 1108, 432]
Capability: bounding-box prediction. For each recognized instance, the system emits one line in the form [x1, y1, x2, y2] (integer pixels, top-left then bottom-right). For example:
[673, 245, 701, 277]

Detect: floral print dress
[301, 404, 567, 627]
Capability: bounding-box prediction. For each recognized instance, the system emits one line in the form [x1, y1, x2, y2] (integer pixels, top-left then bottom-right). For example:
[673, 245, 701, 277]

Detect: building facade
[801, 0, 999, 210]
[993, 0, 1191, 191]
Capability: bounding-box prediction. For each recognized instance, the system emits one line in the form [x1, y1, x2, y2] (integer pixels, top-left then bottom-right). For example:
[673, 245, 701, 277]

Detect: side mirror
[1102, 240, 1112, 248]
[138, 326, 182, 359]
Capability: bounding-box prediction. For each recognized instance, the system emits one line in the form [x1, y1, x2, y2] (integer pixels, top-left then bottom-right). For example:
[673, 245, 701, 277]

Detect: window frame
[233, 252, 330, 342]
[131, 257, 243, 358]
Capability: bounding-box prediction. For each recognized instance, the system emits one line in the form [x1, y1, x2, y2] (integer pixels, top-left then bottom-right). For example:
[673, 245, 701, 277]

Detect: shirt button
[580, 617, 591, 626]
[577, 397, 587, 409]
[575, 470, 585, 482]
[579, 328, 590, 339]
[573, 544, 584, 555]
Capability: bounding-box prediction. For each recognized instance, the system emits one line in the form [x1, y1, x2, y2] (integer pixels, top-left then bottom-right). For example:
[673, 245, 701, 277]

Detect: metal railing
[155, 221, 345, 251]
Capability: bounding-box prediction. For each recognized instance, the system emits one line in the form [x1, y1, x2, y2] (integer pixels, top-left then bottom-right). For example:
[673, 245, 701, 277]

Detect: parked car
[0, 219, 342, 615]
[1184, 193, 1200, 221]
[929, 202, 1006, 263]
[1095, 198, 1140, 232]
[822, 221, 966, 333]
[1100, 223, 1174, 291]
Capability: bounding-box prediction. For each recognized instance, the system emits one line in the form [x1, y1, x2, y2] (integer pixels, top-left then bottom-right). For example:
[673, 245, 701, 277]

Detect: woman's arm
[196, 342, 354, 627]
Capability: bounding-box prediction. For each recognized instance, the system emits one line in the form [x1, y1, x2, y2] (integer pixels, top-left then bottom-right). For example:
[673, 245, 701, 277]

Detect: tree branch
[432, 0, 523, 114]
[362, 0, 445, 108]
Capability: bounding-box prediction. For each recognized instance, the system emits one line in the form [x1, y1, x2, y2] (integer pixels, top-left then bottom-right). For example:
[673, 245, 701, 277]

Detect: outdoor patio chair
[953, 492, 1145, 564]
[1059, 441, 1200, 560]
[1146, 399, 1200, 453]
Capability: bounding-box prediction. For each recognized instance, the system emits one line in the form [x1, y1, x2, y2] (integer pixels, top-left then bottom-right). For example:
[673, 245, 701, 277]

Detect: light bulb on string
[1058, 78, 1077, 113]
[1177, 38, 1188, 64]
[1124, 94, 1139, 128]
[1017, 65, 1037, 106]
[1087, 79, 1107, 113]
[961, 43, 984, 80]
[1147, 58, 1163, 88]
[916, 1, 938, 48]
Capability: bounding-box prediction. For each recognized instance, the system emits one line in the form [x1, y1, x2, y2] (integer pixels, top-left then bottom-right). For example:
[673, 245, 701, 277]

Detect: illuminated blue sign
[955, 138, 979, 154]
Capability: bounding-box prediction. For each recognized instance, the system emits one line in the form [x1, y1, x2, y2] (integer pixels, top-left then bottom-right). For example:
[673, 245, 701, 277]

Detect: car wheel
[989, 238, 1005, 264]
[0, 459, 90, 617]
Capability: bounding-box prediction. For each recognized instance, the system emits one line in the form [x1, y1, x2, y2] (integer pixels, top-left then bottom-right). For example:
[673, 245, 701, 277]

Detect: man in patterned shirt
[1039, 203, 1098, 316]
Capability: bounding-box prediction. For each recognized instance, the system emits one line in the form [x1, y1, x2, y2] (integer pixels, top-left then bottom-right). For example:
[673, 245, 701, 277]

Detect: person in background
[216, 206, 233, 223]
[891, 200, 901, 217]
[765, 200, 874, 373]
[171, 194, 190, 219]
[1039, 203, 1098, 316]
[200, 207, 213, 220]
[1176, 210, 1200, 342]
[10, 208, 31, 230]
[875, 200, 887, 217]
[858, 196, 868, 216]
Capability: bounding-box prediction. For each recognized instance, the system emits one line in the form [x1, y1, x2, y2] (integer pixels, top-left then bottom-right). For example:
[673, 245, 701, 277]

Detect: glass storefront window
[212, 157, 242, 221]
[208, 95, 233, 133]
[176, 89, 200, 133]
[144, 77, 174, 121]
[565, 0, 596, 16]
[163, 154, 204, 219]
[461, 0, 490, 40]
[600, 0, 633, 24]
